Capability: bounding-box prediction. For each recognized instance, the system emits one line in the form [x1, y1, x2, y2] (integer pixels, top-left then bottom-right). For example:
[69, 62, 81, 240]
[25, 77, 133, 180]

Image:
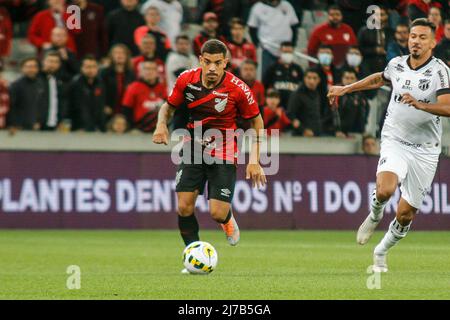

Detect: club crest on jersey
[214, 98, 227, 112]
[418, 79, 430, 91]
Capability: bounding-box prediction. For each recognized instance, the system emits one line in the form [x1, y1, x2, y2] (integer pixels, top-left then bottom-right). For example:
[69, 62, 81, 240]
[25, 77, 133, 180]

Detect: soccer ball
[182, 241, 218, 274]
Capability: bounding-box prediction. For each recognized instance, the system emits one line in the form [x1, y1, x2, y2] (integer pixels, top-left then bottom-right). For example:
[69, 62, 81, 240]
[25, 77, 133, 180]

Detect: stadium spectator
[239, 59, 265, 110]
[107, 0, 145, 56]
[43, 27, 79, 83]
[166, 34, 198, 91]
[8, 58, 42, 132]
[434, 19, 450, 66]
[134, 5, 171, 61]
[27, 0, 78, 53]
[0, 59, 9, 129]
[307, 5, 357, 68]
[132, 34, 166, 83]
[334, 69, 368, 136]
[107, 113, 128, 134]
[226, 18, 257, 71]
[141, 0, 183, 45]
[122, 60, 167, 133]
[247, 0, 299, 76]
[0, 7, 13, 58]
[263, 89, 291, 136]
[36, 51, 67, 131]
[386, 23, 410, 62]
[263, 42, 303, 109]
[428, 6, 445, 42]
[68, 55, 106, 132]
[287, 68, 322, 137]
[100, 44, 135, 116]
[193, 12, 227, 57]
[71, 0, 108, 59]
[91, 0, 121, 14]
[336, 0, 374, 34]
[362, 134, 379, 155]
[407, 0, 439, 21]
[357, 6, 394, 74]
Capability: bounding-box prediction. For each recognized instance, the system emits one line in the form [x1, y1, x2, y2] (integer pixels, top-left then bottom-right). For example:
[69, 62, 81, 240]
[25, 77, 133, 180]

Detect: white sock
[369, 189, 387, 221]
[374, 218, 411, 255]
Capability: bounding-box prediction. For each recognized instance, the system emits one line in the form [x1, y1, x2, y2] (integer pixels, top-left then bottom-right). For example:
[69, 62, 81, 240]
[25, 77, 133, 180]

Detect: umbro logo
[186, 93, 195, 101]
[187, 83, 202, 91]
[220, 188, 231, 198]
[379, 157, 387, 166]
[423, 68, 433, 77]
[395, 64, 405, 72]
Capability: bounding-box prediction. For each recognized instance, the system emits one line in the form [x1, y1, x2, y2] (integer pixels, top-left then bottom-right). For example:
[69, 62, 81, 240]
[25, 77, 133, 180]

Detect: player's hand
[327, 85, 350, 105]
[246, 163, 267, 189]
[152, 124, 169, 145]
[401, 93, 422, 109]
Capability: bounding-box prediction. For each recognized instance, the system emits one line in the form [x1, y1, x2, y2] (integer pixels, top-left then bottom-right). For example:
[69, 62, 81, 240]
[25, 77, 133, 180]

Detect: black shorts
[175, 162, 237, 203]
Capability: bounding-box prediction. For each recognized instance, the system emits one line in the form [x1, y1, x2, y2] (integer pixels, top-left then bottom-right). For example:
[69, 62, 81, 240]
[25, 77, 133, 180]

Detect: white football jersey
[382, 55, 450, 155]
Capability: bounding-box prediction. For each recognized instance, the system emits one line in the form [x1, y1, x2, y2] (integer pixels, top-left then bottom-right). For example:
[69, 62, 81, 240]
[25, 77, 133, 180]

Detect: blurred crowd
[0, 0, 449, 155]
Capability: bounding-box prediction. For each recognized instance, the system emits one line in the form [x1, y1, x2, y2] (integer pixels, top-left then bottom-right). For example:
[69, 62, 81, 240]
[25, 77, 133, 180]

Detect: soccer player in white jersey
[328, 18, 450, 272]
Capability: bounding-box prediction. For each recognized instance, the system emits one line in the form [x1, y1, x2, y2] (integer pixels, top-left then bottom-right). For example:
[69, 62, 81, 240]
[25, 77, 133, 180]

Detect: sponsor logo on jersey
[401, 79, 412, 91]
[423, 68, 433, 77]
[418, 78, 431, 91]
[231, 76, 255, 105]
[213, 91, 229, 98]
[437, 70, 445, 88]
[214, 98, 228, 112]
[187, 83, 202, 91]
[395, 64, 405, 72]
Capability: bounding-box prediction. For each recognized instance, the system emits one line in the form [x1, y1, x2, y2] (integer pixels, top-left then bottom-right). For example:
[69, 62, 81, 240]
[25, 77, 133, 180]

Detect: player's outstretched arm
[152, 102, 176, 145]
[327, 72, 386, 105]
[247, 114, 267, 189]
[402, 93, 450, 117]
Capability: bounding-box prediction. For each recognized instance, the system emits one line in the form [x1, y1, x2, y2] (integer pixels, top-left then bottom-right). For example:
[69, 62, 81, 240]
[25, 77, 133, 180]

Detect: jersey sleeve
[237, 82, 260, 120]
[382, 58, 395, 82]
[435, 62, 450, 97]
[167, 72, 188, 109]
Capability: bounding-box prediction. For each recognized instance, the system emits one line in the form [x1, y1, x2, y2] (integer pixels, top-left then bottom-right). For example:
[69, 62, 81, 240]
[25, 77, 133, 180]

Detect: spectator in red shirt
[226, 17, 257, 71]
[307, 5, 357, 68]
[239, 59, 265, 110]
[428, 6, 445, 42]
[0, 7, 12, 58]
[134, 5, 171, 61]
[193, 12, 227, 57]
[0, 59, 9, 128]
[263, 89, 291, 136]
[28, 0, 78, 53]
[100, 44, 136, 116]
[132, 34, 166, 84]
[122, 59, 167, 132]
[71, 0, 108, 59]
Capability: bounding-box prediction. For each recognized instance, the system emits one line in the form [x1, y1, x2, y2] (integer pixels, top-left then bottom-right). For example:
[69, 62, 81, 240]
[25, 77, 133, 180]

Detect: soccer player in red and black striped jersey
[153, 40, 266, 264]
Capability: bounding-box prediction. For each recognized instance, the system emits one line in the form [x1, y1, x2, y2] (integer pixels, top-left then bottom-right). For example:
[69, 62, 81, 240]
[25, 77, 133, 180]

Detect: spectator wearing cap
[287, 68, 322, 137]
[263, 89, 291, 136]
[43, 27, 80, 84]
[134, 5, 171, 61]
[132, 34, 167, 84]
[71, 0, 108, 59]
[434, 19, 450, 66]
[239, 59, 265, 112]
[386, 23, 410, 62]
[226, 18, 257, 71]
[100, 44, 136, 116]
[193, 12, 227, 57]
[263, 41, 303, 109]
[0, 7, 12, 58]
[28, 0, 78, 53]
[307, 5, 357, 68]
[166, 35, 198, 92]
[247, 0, 299, 77]
[122, 60, 167, 132]
[68, 55, 107, 132]
[141, 0, 183, 45]
[8, 58, 42, 132]
[107, 0, 145, 56]
[0, 59, 9, 128]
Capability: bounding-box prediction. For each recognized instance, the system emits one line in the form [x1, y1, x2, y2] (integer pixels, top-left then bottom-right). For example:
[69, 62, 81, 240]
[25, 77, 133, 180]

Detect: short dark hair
[229, 17, 245, 28]
[240, 59, 257, 68]
[444, 19, 450, 26]
[43, 50, 62, 61]
[328, 5, 341, 13]
[342, 68, 357, 78]
[266, 88, 280, 99]
[81, 54, 97, 65]
[304, 68, 320, 77]
[318, 44, 332, 51]
[363, 134, 376, 143]
[410, 18, 436, 33]
[396, 23, 410, 30]
[20, 57, 39, 68]
[201, 39, 228, 57]
[176, 34, 190, 42]
[280, 41, 294, 48]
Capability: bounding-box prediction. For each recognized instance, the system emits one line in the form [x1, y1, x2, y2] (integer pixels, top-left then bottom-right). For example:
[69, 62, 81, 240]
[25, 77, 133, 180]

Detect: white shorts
[376, 139, 439, 209]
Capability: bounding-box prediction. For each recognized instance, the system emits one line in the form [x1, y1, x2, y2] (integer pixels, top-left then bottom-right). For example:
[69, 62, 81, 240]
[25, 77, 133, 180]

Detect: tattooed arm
[327, 72, 387, 104]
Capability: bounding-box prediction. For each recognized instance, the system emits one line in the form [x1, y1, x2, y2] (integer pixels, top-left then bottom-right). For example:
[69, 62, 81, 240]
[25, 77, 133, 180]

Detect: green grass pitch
[0, 230, 449, 300]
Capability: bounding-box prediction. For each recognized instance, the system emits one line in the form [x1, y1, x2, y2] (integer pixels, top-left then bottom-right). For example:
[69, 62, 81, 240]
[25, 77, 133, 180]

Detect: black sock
[221, 210, 232, 224]
[178, 214, 199, 246]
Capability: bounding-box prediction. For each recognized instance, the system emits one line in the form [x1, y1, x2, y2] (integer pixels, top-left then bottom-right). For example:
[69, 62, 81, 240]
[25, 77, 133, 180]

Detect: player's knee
[210, 208, 227, 223]
[376, 185, 395, 202]
[178, 202, 195, 217]
[396, 209, 415, 226]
